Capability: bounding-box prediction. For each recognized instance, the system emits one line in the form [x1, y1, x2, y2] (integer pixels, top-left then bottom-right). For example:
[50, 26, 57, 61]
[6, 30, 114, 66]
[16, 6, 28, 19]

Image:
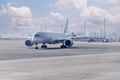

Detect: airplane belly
[32, 36, 53, 44]
[42, 38, 52, 43]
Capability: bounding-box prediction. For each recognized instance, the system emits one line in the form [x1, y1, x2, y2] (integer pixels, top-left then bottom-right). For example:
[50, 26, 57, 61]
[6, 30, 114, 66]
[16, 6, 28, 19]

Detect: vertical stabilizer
[64, 19, 69, 33]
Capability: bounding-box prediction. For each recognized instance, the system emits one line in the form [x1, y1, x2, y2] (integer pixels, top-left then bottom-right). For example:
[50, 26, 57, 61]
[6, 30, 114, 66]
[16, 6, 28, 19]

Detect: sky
[0, 0, 120, 35]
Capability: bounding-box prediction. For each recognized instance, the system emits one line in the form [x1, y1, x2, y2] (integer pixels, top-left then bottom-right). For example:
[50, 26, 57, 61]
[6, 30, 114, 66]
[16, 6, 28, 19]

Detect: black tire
[35, 47, 38, 49]
[61, 45, 66, 48]
[45, 45, 47, 48]
[41, 45, 47, 48]
[61, 45, 63, 48]
[64, 46, 67, 48]
[41, 45, 43, 48]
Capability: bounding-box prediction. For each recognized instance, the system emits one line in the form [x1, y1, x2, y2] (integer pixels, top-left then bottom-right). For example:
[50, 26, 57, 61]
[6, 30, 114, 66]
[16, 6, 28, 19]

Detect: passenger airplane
[25, 19, 74, 49]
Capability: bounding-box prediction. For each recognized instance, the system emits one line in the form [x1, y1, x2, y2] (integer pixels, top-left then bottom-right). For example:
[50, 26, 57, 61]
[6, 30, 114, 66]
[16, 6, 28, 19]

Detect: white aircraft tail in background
[25, 19, 74, 49]
[64, 19, 69, 33]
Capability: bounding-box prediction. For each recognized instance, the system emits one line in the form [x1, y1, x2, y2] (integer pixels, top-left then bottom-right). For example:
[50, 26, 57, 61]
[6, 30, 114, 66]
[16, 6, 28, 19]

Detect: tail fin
[64, 19, 69, 33]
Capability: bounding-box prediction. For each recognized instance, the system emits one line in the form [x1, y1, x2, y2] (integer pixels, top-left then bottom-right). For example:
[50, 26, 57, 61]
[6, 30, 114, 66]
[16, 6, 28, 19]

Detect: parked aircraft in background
[25, 19, 74, 49]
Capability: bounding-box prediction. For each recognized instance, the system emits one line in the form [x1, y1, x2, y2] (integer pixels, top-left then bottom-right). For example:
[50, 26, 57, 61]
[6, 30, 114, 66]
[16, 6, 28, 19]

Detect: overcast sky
[0, 0, 120, 35]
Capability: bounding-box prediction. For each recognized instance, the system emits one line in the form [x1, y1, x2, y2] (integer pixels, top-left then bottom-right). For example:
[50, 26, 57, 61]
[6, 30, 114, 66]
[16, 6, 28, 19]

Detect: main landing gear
[61, 45, 66, 48]
[41, 45, 47, 48]
[41, 43, 47, 48]
[35, 44, 47, 49]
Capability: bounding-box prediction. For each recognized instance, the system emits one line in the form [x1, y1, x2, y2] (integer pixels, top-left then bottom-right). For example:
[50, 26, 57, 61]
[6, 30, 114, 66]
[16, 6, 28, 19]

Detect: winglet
[64, 19, 69, 33]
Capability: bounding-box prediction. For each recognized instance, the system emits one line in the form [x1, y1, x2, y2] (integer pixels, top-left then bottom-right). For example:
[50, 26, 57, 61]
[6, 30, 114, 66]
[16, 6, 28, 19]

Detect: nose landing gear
[41, 43, 47, 48]
[35, 44, 39, 49]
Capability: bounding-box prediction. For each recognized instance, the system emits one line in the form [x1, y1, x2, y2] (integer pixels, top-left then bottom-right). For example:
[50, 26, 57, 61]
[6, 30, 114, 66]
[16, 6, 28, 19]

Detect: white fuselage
[32, 32, 68, 44]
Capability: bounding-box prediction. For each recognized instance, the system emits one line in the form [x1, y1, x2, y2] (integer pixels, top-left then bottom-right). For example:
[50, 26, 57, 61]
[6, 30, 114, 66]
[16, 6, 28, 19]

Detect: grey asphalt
[0, 40, 120, 60]
[0, 40, 120, 80]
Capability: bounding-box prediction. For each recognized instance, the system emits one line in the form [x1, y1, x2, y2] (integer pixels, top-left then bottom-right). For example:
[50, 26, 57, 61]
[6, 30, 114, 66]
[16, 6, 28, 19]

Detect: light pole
[83, 21, 86, 37]
[104, 19, 106, 38]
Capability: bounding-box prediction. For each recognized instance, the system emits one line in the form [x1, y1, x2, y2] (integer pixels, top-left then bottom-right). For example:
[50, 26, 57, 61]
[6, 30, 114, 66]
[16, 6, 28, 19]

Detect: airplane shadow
[28, 46, 103, 50]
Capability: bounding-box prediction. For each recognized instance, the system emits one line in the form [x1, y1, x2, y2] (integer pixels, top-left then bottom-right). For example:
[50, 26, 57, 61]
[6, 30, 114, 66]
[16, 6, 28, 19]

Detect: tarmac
[0, 40, 120, 80]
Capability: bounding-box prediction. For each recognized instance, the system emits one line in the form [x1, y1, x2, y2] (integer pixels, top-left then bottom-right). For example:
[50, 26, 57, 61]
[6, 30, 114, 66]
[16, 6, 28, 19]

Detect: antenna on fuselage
[64, 19, 69, 33]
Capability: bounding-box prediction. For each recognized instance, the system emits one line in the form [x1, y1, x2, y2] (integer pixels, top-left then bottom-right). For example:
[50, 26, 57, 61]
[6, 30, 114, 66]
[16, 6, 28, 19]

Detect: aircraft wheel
[41, 45, 47, 48]
[41, 45, 43, 48]
[44, 45, 47, 48]
[35, 46, 38, 49]
[64, 46, 67, 48]
[61, 45, 63, 48]
[61, 45, 66, 48]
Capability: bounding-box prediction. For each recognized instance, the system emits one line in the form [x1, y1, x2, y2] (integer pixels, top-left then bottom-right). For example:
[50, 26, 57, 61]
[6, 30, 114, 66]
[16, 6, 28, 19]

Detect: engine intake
[64, 39, 73, 47]
[25, 40, 33, 47]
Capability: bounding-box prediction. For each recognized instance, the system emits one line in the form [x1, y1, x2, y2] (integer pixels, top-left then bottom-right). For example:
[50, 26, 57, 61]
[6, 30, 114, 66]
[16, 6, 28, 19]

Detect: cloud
[73, 0, 87, 9]
[54, 0, 73, 10]
[0, 3, 32, 29]
[53, 0, 83, 17]
[54, 0, 87, 10]
[0, 0, 120, 35]
[97, 0, 120, 4]
[81, 6, 113, 23]
[32, 14, 67, 32]
[52, 0, 120, 33]
[109, 6, 120, 15]
[0, 3, 65, 32]
[50, 12, 64, 20]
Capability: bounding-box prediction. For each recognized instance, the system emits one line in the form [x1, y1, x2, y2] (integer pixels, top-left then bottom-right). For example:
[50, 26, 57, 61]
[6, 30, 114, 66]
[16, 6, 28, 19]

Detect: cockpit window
[34, 34, 40, 37]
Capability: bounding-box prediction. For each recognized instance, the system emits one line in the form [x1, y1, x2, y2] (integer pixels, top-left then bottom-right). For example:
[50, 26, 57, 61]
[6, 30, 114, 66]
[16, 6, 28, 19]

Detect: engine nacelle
[64, 39, 73, 47]
[25, 40, 33, 47]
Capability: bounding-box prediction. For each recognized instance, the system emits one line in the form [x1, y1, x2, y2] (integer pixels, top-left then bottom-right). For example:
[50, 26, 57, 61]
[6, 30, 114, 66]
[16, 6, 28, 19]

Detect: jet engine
[25, 40, 33, 47]
[64, 39, 73, 47]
